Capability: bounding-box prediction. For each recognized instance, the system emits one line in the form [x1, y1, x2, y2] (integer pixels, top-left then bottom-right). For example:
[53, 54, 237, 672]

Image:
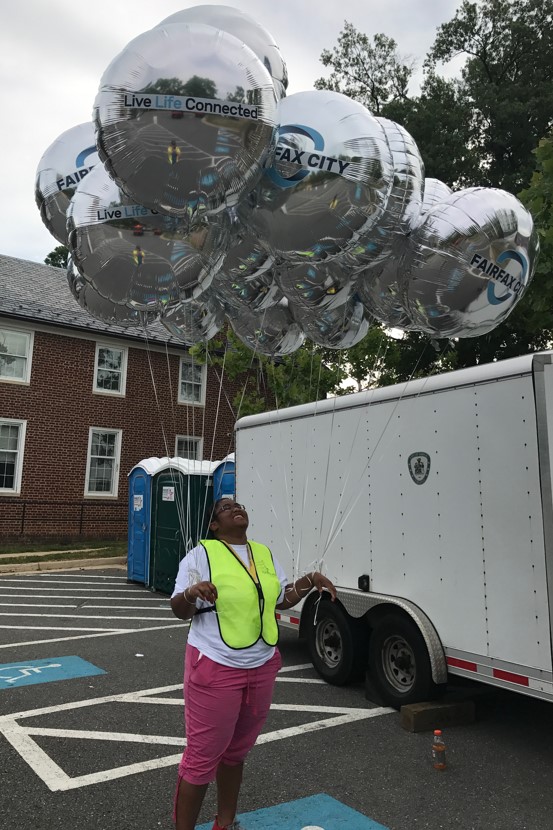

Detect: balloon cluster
[35, 5, 540, 356]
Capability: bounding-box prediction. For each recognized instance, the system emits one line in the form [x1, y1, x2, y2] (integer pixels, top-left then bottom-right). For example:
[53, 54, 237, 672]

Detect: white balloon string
[320, 339, 450, 561]
[141, 324, 188, 555]
[320, 335, 389, 564]
[163, 338, 190, 545]
[202, 340, 229, 533]
[315, 336, 350, 566]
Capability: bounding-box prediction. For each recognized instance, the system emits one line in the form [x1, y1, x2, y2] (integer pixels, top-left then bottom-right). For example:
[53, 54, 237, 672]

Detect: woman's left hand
[312, 572, 337, 601]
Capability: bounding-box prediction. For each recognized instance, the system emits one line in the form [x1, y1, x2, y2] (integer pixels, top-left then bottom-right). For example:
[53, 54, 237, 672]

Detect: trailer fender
[333, 587, 448, 686]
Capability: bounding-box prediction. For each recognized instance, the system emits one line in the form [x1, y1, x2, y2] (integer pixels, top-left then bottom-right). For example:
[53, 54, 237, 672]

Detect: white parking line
[0, 604, 171, 611]
[0, 604, 79, 609]
[0, 626, 124, 632]
[0, 594, 169, 602]
[36, 574, 128, 579]
[0, 621, 188, 650]
[0, 601, 172, 617]
[0, 579, 131, 587]
[0, 613, 179, 621]
[25, 570, 127, 585]
[0, 587, 148, 593]
[0, 668, 394, 791]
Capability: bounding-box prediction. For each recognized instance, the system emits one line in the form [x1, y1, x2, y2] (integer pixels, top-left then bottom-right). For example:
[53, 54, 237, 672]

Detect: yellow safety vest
[200, 539, 281, 649]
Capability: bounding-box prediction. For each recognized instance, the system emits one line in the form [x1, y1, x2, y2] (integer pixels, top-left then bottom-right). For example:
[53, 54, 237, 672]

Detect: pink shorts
[178, 644, 282, 786]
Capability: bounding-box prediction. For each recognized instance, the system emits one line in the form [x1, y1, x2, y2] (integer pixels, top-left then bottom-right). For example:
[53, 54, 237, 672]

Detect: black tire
[367, 613, 442, 708]
[306, 600, 368, 685]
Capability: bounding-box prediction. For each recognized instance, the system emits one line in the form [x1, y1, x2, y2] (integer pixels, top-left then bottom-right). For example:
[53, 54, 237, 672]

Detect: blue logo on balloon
[470, 250, 528, 306]
[266, 124, 325, 189]
[486, 250, 528, 305]
[75, 145, 97, 168]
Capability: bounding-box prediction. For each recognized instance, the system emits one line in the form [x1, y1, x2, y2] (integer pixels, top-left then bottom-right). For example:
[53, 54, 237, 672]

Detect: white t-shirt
[172, 542, 289, 668]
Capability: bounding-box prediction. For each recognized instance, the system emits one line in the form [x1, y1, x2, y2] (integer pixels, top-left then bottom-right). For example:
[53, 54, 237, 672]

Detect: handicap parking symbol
[198, 793, 390, 830]
[0, 656, 105, 689]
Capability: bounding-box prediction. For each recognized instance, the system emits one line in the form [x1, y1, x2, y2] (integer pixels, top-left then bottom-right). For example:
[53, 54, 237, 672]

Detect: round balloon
[35, 123, 99, 245]
[218, 211, 275, 281]
[250, 90, 393, 265]
[155, 5, 288, 99]
[161, 293, 225, 343]
[420, 178, 452, 215]
[277, 260, 356, 313]
[405, 187, 540, 338]
[67, 257, 157, 327]
[345, 117, 423, 327]
[293, 297, 371, 349]
[355, 255, 413, 329]
[67, 164, 229, 313]
[213, 268, 282, 313]
[94, 22, 278, 222]
[228, 302, 305, 356]
[344, 117, 424, 270]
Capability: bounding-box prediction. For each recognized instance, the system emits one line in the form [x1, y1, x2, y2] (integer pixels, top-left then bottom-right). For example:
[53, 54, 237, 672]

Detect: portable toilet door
[127, 465, 152, 585]
[149, 467, 214, 594]
[213, 456, 235, 503]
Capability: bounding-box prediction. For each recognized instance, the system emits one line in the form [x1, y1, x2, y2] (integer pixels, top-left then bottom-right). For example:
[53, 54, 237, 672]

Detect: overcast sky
[0, 0, 464, 265]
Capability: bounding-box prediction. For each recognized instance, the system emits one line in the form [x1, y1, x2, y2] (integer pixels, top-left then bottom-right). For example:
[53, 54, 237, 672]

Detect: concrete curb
[0, 557, 127, 574]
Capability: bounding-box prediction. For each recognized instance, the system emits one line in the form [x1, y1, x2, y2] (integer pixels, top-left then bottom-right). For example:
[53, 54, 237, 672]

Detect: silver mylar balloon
[292, 297, 371, 349]
[250, 90, 393, 265]
[228, 302, 305, 356]
[156, 5, 288, 99]
[405, 187, 540, 338]
[94, 22, 278, 222]
[344, 117, 424, 269]
[35, 122, 99, 245]
[211, 212, 281, 311]
[67, 257, 157, 327]
[213, 268, 282, 313]
[160, 293, 225, 344]
[355, 255, 414, 329]
[67, 164, 229, 313]
[218, 212, 275, 281]
[420, 178, 452, 215]
[348, 117, 423, 328]
[277, 260, 356, 313]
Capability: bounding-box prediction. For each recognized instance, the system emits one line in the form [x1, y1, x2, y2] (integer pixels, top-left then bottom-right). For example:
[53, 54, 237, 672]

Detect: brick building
[0, 254, 242, 542]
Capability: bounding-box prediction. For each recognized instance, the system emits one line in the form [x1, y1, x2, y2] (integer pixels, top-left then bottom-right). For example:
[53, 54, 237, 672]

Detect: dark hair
[205, 498, 225, 539]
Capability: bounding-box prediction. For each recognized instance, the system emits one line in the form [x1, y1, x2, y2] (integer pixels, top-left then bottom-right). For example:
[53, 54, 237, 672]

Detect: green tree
[45, 245, 69, 268]
[312, 2, 553, 381]
[315, 23, 414, 116]
[426, 0, 553, 193]
[191, 329, 345, 416]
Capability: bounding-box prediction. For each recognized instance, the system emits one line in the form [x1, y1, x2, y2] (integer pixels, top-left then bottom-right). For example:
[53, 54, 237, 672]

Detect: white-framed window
[85, 428, 122, 498]
[93, 344, 127, 396]
[175, 435, 203, 460]
[178, 357, 206, 405]
[0, 327, 34, 384]
[0, 418, 26, 494]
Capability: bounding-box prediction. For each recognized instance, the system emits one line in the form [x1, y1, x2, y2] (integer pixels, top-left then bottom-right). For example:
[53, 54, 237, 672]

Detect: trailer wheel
[367, 613, 441, 708]
[306, 600, 367, 686]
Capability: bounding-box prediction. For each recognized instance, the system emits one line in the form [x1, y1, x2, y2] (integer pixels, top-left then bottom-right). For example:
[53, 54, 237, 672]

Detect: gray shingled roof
[0, 254, 188, 348]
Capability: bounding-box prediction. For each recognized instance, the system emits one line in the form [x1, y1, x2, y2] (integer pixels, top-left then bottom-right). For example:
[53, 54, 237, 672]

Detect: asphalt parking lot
[1, 567, 553, 830]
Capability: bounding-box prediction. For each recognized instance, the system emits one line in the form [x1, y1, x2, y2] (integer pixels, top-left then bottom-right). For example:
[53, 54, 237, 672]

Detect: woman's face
[210, 499, 249, 535]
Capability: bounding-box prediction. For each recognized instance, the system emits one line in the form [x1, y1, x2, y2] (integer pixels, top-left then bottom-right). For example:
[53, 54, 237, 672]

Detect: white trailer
[235, 352, 553, 707]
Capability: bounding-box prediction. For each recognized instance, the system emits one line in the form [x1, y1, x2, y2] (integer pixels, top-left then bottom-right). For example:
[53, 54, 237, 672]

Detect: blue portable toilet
[128, 456, 224, 587]
[213, 454, 235, 502]
[127, 457, 167, 585]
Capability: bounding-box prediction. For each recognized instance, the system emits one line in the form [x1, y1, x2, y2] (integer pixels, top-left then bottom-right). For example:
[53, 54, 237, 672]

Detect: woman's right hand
[187, 581, 218, 603]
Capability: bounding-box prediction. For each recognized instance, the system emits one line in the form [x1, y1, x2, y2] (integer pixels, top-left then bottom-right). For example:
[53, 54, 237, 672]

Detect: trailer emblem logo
[408, 452, 430, 485]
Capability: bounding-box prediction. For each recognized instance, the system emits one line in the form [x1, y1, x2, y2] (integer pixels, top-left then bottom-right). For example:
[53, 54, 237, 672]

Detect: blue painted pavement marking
[198, 793, 390, 830]
[0, 656, 105, 689]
